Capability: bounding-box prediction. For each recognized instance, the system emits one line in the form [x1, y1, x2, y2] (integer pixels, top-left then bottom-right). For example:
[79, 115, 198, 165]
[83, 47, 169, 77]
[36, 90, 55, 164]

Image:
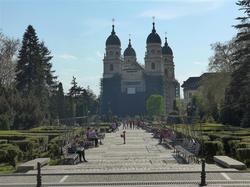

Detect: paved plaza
[0, 127, 249, 187]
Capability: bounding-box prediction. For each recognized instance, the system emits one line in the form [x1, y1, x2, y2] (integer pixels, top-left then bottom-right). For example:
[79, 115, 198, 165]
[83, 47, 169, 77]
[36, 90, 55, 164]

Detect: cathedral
[100, 21, 180, 117]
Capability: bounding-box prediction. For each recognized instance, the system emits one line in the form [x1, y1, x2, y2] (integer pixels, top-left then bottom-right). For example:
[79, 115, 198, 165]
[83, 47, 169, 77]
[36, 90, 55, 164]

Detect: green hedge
[0, 139, 7, 144]
[0, 135, 26, 141]
[11, 140, 34, 152]
[204, 140, 224, 161]
[227, 140, 241, 157]
[236, 148, 250, 161]
[0, 144, 23, 167]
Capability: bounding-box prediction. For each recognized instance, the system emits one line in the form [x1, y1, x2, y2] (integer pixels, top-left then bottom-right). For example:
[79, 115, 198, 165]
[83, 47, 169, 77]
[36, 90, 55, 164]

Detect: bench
[17, 158, 50, 172]
[162, 138, 173, 148]
[64, 153, 79, 165]
[80, 140, 95, 148]
[214, 156, 247, 170]
[175, 145, 195, 163]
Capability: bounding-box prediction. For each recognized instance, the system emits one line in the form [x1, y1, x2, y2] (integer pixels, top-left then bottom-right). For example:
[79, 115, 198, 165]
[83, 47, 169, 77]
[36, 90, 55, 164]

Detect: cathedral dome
[106, 25, 121, 46]
[162, 37, 173, 55]
[124, 39, 136, 56]
[146, 22, 161, 44]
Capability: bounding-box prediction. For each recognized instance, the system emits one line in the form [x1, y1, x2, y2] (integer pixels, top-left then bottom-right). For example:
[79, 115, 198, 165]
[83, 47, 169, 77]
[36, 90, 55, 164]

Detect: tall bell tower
[103, 19, 122, 78]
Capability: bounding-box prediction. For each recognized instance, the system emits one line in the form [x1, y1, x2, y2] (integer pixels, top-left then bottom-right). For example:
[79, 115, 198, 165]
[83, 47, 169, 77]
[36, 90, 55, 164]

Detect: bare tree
[0, 32, 19, 87]
[208, 39, 238, 73]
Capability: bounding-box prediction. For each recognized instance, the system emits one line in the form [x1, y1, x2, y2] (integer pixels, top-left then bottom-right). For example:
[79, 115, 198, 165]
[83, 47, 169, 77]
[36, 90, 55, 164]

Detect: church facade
[100, 21, 180, 116]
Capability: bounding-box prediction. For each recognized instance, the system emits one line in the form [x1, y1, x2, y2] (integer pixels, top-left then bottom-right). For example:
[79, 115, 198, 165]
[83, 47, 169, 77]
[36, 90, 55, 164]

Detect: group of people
[86, 127, 101, 147]
[70, 135, 88, 162]
[68, 127, 104, 163]
[122, 120, 145, 130]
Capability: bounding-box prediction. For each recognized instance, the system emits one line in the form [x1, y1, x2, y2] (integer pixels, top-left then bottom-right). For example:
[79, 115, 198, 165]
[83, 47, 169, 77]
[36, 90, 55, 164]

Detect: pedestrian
[88, 128, 98, 147]
[121, 130, 126, 144]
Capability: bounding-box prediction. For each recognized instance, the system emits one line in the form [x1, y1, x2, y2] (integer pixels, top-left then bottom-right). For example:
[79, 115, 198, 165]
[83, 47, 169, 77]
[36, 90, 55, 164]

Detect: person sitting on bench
[71, 138, 87, 162]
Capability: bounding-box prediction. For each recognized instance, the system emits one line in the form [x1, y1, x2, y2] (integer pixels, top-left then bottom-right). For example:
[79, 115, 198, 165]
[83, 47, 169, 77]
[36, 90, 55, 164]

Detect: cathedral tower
[162, 36, 177, 114]
[144, 21, 164, 75]
[162, 37, 174, 80]
[103, 23, 122, 78]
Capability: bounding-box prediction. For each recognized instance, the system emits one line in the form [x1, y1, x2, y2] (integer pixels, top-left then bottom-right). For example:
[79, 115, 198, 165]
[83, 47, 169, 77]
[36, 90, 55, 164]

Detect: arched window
[110, 64, 114, 71]
[151, 63, 155, 70]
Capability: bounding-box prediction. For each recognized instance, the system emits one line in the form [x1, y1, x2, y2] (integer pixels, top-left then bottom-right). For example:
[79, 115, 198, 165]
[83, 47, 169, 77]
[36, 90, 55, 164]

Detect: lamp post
[87, 110, 90, 125]
[199, 115, 206, 186]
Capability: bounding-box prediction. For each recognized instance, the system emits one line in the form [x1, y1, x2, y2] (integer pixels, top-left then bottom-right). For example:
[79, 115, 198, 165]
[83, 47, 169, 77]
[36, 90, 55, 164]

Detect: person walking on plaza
[121, 130, 126, 144]
[88, 128, 98, 147]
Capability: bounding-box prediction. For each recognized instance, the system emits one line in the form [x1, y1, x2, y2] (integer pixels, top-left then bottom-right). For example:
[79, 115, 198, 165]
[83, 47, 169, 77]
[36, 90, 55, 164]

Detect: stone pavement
[0, 126, 249, 187]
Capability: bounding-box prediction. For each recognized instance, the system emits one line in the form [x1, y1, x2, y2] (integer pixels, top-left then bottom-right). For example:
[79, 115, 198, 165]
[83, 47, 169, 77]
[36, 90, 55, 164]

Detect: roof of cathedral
[106, 25, 121, 46]
[162, 37, 173, 55]
[146, 22, 162, 44]
[124, 39, 136, 56]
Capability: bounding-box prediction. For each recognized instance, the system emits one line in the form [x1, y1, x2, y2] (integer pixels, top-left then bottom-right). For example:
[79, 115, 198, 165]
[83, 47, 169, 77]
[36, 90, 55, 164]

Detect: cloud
[96, 51, 103, 58]
[57, 54, 78, 60]
[139, 0, 225, 20]
[192, 61, 207, 65]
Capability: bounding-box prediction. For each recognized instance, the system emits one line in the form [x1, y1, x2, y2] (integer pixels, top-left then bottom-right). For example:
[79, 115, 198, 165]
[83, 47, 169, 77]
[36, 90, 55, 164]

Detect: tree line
[0, 25, 98, 130]
[188, 0, 250, 127]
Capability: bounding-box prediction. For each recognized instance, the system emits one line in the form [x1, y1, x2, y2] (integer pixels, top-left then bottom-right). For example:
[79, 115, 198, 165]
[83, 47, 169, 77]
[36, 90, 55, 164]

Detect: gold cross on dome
[152, 16, 155, 22]
[112, 18, 115, 25]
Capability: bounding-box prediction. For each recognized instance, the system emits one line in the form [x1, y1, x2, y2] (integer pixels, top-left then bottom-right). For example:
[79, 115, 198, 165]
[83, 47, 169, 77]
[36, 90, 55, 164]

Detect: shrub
[12, 140, 34, 152]
[48, 143, 61, 159]
[0, 135, 26, 141]
[236, 148, 250, 161]
[0, 150, 7, 163]
[228, 140, 241, 157]
[203, 140, 224, 161]
[0, 144, 23, 167]
[49, 159, 61, 166]
[237, 142, 250, 148]
[245, 159, 250, 167]
[0, 139, 7, 144]
[221, 136, 241, 155]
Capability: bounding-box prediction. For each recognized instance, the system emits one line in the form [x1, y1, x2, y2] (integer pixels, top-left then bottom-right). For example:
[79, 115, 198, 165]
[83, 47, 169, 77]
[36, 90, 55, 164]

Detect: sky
[0, 0, 241, 96]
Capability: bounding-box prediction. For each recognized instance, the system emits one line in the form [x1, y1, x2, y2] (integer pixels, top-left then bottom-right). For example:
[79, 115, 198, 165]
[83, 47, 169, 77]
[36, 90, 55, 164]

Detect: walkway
[0, 126, 249, 186]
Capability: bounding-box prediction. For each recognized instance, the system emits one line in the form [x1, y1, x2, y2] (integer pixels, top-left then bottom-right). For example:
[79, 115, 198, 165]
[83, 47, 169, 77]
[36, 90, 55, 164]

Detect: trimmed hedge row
[168, 123, 250, 167]
[203, 140, 224, 162]
[0, 144, 23, 167]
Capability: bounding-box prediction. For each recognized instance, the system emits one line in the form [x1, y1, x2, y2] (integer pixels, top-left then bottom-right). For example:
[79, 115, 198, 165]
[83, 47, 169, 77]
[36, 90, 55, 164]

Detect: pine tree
[15, 25, 56, 125]
[16, 25, 40, 94]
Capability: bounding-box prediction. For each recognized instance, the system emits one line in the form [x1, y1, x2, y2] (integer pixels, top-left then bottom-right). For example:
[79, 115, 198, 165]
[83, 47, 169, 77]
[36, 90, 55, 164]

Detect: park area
[162, 123, 250, 167]
[0, 123, 110, 173]
[0, 122, 250, 175]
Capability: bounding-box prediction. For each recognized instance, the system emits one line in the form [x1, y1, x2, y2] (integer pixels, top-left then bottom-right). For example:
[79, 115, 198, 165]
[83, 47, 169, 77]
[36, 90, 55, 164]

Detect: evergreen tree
[16, 25, 40, 94]
[68, 77, 81, 118]
[15, 25, 56, 126]
[223, 0, 250, 127]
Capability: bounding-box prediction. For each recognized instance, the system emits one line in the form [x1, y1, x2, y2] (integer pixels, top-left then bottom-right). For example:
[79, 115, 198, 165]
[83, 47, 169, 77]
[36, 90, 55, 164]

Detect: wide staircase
[0, 126, 250, 186]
